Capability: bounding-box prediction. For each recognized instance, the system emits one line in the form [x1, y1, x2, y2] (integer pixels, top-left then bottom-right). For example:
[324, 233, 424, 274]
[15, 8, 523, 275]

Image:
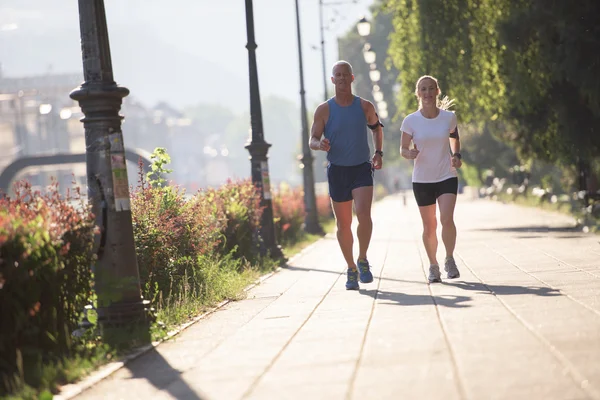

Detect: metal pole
[295, 0, 324, 235]
[244, 0, 283, 259]
[70, 0, 149, 340]
[319, 0, 328, 101]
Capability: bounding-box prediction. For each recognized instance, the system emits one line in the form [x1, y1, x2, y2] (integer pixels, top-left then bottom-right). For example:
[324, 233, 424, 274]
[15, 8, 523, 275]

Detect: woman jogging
[400, 75, 462, 283]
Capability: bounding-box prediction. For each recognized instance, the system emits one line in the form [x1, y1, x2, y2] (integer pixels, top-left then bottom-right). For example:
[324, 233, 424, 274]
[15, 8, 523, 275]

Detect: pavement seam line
[173, 238, 333, 379]
[345, 233, 391, 400]
[412, 226, 468, 400]
[240, 265, 345, 399]
[457, 251, 600, 400]
[520, 238, 600, 280]
[482, 243, 600, 318]
[55, 269, 283, 400]
[56, 238, 329, 400]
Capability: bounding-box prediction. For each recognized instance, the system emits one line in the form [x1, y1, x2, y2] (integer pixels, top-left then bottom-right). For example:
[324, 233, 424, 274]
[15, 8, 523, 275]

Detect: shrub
[131, 165, 226, 306]
[205, 179, 263, 264]
[316, 193, 333, 220]
[0, 182, 95, 395]
[272, 186, 306, 246]
[131, 150, 263, 313]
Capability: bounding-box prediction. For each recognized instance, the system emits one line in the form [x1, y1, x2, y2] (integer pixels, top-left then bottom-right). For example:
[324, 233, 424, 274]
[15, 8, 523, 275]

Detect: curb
[55, 268, 282, 400]
[54, 238, 324, 400]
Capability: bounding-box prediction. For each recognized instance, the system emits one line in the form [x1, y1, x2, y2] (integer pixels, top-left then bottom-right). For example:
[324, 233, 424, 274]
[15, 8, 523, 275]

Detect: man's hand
[372, 153, 383, 169]
[401, 144, 420, 160]
[451, 155, 462, 168]
[319, 138, 331, 152]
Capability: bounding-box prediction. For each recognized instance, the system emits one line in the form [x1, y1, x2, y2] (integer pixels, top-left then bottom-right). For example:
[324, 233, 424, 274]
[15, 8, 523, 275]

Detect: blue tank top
[324, 96, 370, 166]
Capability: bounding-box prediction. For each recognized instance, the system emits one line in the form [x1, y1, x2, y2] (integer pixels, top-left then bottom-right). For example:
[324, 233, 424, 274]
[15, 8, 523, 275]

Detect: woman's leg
[438, 193, 457, 258]
[418, 205, 438, 265]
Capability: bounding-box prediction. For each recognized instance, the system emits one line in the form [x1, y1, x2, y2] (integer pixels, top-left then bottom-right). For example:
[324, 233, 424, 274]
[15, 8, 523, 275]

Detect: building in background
[0, 67, 230, 194]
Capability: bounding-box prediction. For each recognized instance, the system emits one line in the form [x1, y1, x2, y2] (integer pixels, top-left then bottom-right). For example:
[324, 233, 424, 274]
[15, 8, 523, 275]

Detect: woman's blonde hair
[414, 75, 455, 110]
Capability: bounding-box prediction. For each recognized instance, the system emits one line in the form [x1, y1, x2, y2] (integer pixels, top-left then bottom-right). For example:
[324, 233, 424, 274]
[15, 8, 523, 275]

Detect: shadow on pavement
[124, 348, 205, 400]
[358, 289, 472, 308]
[443, 281, 561, 297]
[281, 264, 426, 285]
[475, 225, 579, 233]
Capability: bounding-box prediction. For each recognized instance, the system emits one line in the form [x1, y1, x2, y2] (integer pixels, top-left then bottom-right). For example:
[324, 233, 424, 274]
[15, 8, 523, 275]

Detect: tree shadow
[123, 348, 206, 400]
[442, 281, 561, 297]
[358, 288, 472, 308]
[476, 225, 579, 233]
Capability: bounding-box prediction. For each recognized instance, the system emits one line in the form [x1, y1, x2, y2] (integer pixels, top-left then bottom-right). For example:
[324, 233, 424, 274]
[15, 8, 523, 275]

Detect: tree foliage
[382, 0, 600, 168]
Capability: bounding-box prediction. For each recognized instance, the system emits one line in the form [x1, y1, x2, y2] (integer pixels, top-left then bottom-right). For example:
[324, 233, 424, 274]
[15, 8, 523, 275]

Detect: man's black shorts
[412, 177, 458, 207]
[327, 162, 373, 203]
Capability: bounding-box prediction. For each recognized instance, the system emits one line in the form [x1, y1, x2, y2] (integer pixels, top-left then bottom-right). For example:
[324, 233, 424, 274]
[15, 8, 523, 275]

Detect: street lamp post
[244, 0, 283, 259]
[295, 0, 324, 235]
[318, 0, 328, 101]
[70, 0, 149, 341]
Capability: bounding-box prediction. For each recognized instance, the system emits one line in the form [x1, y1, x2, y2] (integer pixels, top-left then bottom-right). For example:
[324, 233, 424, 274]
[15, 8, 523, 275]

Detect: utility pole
[70, 0, 149, 343]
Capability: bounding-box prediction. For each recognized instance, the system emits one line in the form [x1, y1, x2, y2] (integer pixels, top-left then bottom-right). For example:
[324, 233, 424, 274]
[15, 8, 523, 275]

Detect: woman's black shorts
[412, 177, 458, 207]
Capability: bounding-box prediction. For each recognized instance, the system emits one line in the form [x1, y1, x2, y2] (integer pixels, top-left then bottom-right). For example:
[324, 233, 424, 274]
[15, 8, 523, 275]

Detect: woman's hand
[401, 144, 419, 160]
[451, 155, 462, 168]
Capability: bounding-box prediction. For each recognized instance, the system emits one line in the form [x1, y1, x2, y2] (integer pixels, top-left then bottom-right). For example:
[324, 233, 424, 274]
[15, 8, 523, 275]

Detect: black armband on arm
[367, 113, 385, 130]
[449, 126, 460, 139]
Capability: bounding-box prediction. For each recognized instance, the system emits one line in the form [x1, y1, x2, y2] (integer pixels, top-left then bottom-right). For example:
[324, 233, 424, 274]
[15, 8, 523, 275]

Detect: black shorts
[412, 177, 458, 207]
[327, 162, 373, 203]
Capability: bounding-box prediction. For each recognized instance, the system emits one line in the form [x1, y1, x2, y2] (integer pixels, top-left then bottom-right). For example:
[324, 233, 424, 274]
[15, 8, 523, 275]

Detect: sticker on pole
[260, 161, 272, 200]
[109, 133, 131, 211]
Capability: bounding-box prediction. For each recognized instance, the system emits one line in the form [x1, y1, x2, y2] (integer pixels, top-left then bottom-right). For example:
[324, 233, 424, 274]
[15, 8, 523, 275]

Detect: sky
[0, 0, 375, 110]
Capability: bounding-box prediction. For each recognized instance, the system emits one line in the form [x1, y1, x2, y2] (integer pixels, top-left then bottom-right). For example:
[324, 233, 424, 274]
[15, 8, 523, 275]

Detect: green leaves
[379, 0, 600, 172]
[146, 147, 174, 188]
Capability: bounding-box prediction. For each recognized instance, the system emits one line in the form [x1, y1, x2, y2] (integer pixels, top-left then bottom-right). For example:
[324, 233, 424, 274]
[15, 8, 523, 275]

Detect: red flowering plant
[0, 180, 95, 395]
[203, 179, 264, 265]
[271, 185, 306, 246]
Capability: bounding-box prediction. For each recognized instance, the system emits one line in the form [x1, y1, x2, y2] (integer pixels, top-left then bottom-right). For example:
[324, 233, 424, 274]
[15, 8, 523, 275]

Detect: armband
[449, 126, 460, 139]
[367, 113, 385, 130]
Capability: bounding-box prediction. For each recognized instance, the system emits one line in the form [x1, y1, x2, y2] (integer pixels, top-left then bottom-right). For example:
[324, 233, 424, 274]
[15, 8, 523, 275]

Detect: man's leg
[438, 193, 460, 278]
[331, 199, 355, 269]
[352, 185, 374, 261]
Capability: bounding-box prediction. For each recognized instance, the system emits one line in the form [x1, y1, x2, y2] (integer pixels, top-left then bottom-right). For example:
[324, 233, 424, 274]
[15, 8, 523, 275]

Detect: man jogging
[309, 60, 384, 290]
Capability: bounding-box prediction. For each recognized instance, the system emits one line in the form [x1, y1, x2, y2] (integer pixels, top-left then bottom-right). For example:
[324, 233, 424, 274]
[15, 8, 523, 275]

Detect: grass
[494, 189, 600, 232]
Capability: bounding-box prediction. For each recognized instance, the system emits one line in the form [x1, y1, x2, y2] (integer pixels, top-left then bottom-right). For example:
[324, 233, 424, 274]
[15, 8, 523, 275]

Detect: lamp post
[295, 0, 324, 235]
[357, 16, 371, 37]
[318, 0, 328, 101]
[70, 0, 149, 340]
[355, 17, 389, 121]
[244, 0, 283, 258]
[318, 0, 358, 101]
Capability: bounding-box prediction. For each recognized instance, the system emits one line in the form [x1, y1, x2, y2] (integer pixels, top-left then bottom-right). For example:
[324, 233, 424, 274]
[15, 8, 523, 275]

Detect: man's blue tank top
[324, 96, 370, 166]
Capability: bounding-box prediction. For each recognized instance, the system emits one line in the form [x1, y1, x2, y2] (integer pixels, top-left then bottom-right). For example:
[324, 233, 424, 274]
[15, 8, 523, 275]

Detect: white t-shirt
[400, 109, 458, 183]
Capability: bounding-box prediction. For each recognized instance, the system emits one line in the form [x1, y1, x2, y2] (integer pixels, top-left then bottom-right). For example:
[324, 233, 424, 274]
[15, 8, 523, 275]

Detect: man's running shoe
[357, 259, 374, 283]
[346, 268, 359, 290]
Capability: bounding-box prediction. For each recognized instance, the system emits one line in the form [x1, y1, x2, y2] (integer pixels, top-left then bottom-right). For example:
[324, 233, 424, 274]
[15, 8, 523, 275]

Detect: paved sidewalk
[72, 193, 600, 400]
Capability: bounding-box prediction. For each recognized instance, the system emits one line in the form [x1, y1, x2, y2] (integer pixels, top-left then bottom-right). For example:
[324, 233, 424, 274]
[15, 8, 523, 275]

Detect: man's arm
[309, 104, 329, 151]
[363, 100, 384, 153]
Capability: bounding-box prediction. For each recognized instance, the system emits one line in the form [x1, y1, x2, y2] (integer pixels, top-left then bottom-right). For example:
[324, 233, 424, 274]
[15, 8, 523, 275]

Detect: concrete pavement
[70, 193, 600, 400]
